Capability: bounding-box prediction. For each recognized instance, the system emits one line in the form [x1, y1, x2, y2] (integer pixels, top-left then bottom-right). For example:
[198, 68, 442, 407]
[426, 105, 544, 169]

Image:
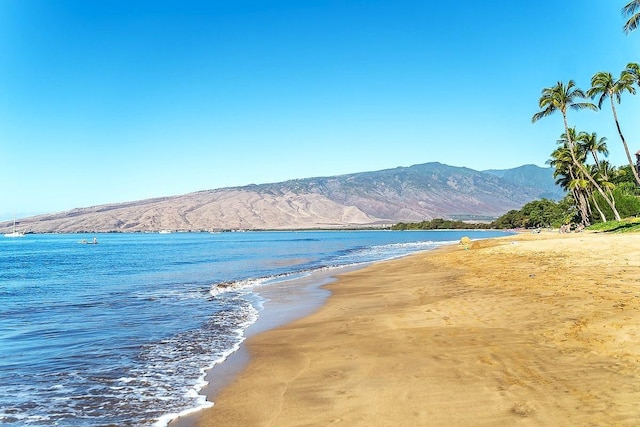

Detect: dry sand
[193, 231, 640, 426]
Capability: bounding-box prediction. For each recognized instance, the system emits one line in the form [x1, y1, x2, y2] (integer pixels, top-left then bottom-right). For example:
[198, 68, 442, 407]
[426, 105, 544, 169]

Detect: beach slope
[195, 232, 640, 426]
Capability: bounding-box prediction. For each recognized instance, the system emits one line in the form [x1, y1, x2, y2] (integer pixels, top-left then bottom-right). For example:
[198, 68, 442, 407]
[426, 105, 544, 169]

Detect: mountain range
[1, 162, 563, 233]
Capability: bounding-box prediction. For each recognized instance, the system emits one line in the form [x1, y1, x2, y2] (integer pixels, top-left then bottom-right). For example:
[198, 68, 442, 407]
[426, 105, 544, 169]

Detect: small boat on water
[79, 237, 99, 245]
[159, 230, 172, 234]
[4, 217, 25, 238]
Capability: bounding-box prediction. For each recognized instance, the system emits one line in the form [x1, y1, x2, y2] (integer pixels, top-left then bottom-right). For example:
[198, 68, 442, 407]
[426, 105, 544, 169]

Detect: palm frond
[569, 102, 597, 112]
[531, 107, 554, 123]
[622, 0, 640, 16]
[623, 13, 640, 34]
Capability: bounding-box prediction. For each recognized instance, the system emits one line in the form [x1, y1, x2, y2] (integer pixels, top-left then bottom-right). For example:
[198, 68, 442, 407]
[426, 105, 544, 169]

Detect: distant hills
[482, 164, 563, 200]
[1, 162, 563, 233]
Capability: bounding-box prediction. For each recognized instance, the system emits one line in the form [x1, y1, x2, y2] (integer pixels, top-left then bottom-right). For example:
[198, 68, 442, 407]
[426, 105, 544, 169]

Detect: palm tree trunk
[570, 186, 591, 226]
[578, 190, 591, 226]
[610, 99, 640, 187]
[585, 190, 593, 217]
[591, 193, 607, 223]
[567, 169, 589, 226]
[591, 150, 600, 169]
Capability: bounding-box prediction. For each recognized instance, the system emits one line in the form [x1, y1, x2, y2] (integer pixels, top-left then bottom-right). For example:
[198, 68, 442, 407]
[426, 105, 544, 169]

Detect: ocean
[0, 230, 509, 426]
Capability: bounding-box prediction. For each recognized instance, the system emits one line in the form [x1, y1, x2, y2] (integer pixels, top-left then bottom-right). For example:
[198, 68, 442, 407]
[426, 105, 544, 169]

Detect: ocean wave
[208, 239, 454, 297]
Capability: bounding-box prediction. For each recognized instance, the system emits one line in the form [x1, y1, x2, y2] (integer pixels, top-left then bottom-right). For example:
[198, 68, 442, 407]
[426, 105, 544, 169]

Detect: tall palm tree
[573, 134, 609, 223]
[532, 80, 621, 220]
[622, 0, 640, 34]
[587, 71, 640, 186]
[575, 136, 615, 223]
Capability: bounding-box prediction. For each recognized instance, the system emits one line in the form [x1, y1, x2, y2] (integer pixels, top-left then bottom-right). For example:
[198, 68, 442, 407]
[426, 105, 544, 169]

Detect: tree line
[392, 218, 492, 231]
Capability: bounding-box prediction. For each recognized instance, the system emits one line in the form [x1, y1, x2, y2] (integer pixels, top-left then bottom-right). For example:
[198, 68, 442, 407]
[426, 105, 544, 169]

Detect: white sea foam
[153, 302, 258, 427]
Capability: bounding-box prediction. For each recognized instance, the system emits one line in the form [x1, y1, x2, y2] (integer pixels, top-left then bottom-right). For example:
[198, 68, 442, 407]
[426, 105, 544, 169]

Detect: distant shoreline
[1, 226, 513, 235]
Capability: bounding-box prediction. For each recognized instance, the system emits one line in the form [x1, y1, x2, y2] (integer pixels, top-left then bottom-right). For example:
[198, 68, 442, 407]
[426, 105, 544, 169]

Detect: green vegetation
[491, 199, 573, 229]
[587, 217, 640, 233]
[391, 218, 491, 230]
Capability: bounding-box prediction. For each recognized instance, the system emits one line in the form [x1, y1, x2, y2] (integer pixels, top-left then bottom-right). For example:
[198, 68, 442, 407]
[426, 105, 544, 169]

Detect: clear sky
[1, 1, 639, 219]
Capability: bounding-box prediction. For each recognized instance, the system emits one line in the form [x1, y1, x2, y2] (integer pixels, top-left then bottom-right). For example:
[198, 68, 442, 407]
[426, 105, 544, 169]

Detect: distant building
[636, 150, 640, 174]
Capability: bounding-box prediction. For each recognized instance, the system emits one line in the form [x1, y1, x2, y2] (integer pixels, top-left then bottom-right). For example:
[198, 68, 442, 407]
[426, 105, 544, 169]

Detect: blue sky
[1, 1, 639, 218]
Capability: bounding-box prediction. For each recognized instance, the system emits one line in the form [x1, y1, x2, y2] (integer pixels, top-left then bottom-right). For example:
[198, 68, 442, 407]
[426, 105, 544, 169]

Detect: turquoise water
[0, 230, 509, 426]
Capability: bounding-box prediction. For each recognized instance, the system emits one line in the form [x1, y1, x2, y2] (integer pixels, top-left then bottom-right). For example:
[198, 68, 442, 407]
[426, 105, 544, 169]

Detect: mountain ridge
[1, 162, 563, 233]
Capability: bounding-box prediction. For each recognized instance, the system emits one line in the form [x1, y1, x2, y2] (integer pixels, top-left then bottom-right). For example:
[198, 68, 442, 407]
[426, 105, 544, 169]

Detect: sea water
[0, 230, 508, 426]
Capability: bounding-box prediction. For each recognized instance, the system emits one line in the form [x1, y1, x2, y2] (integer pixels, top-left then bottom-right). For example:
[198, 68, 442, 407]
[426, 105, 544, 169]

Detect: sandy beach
[192, 231, 640, 426]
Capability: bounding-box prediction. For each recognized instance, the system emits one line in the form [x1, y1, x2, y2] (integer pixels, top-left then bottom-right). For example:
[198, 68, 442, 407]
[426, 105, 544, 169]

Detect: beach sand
[192, 231, 640, 426]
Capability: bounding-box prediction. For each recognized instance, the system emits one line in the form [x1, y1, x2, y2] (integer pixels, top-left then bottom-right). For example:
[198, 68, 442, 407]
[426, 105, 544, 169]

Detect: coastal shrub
[590, 184, 640, 222]
[491, 199, 569, 229]
[587, 217, 640, 233]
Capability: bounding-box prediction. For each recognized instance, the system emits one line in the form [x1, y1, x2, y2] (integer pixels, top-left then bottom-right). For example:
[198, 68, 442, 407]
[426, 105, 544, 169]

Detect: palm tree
[576, 131, 615, 220]
[587, 71, 640, 186]
[574, 134, 610, 223]
[598, 160, 617, 182]
[622, 1, 640, 34]
[571, 135, 619, 223]
[549, 142, 591, 226]
[532, 80, 621, 221]
[577, 131, 608, 167]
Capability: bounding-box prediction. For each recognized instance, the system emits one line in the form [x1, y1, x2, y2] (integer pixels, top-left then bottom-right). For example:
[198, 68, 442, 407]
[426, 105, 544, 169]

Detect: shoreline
[168, 264, 367, 427]
[189, 231, 640, 426]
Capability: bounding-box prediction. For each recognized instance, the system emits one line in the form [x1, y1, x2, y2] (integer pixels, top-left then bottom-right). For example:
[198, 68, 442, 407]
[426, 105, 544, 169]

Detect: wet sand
[193, 231, 640, 426]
